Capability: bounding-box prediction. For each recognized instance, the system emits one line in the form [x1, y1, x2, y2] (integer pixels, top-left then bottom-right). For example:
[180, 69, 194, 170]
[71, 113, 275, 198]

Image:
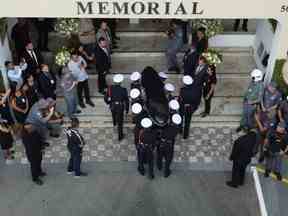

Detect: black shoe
[236, 126, 242, 133]
[200, 112, 208, 118]
[175, 67, 180, 73]
[119, 134, 125, 141]
[33, 178, 44, 186]
[137, 167, 145, 176]
[264, 170, 270, 178]
[39, 172, 47, 177]
[275, 172, 282, 181]
[164, 169, 171, 178]
[149, 173, 155, 180]
[226, 181, 238, 188]
[79, 102, 86, 108]
[157, 162, 162, 171]
[75, 110, 82, 114]
[86, 100, 95, 107]
[242, 27, 248, 32]
[74, 172, 88, 178]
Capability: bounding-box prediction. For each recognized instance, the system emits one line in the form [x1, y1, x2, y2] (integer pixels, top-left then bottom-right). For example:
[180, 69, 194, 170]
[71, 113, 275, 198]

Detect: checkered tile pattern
[11, 127, 235, 165]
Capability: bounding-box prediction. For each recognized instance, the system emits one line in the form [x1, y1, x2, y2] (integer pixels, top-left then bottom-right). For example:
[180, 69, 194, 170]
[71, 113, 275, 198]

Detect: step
[55, 75, 249, 98]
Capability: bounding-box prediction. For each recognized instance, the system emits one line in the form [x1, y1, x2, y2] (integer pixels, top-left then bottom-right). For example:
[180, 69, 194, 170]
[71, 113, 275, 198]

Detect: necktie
[30, 50, 38, 65]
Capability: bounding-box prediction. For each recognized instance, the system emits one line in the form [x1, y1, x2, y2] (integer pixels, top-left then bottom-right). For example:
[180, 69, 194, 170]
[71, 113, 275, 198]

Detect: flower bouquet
[192, 19, 224, 38]
[202, 48, 223, 66]
[54, 18, 80, 37]
[55, 47, 71, 66]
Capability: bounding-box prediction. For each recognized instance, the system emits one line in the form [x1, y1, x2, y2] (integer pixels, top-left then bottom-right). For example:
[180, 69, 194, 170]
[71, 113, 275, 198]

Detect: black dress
[13, 95, 28, 123]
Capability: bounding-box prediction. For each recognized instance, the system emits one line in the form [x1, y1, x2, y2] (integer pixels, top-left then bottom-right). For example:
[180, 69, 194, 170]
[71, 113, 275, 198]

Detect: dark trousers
[203, 90, 214, 114]
[67, 146, 82, 176]
[234, 19, 248, 31]
[112, 107, 124, 140]
[137, 145, 154, 175]
[77, 79, 90, 103]
[157, 141, 174, 171]
[98, 72, 107, 93]
[182, 106, 195, 139]
[231, 161, 249, 186]
[29, 155, 43, 181]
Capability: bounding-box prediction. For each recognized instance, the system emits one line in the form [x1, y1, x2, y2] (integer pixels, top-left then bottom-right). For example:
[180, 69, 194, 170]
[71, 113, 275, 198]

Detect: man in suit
[96, 20, 113, 52]
[183, 44, 199, 76]
[193, 56, 208, 87]
[37, 64, 57, 100]
[21, 41, 43, 78]
[226, 130, 257, 188]
[95, 37, 111, 94]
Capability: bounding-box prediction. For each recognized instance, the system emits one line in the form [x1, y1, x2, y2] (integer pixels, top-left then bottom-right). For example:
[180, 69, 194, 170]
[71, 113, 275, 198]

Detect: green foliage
[272, 59, 287, 95]
[0, 18, 7, 45]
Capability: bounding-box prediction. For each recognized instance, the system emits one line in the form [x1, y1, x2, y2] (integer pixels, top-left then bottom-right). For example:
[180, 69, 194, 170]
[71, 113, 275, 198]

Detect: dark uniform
[37, 71, 57, 100]
[203, 70, 217, 115]
[130, 80, 142, 91]
[227, 131, 256, 187]
[157, 124, 179, 177]
[104, 85, 129, 141]
[183, 48, 199, 76]
[137, 127, 158, 179]
[179, 84, 202, 139]
[64, 127, 85, 176]
[22, 127, 45, 182]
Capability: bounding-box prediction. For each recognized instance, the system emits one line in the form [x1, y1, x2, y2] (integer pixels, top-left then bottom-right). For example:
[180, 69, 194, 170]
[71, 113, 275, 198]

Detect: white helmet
[130, 71, 141, 81]
[169, 99, 180, 111]
[250, 69, 263, 82]
[141, 118, 152, 128]
[113, 74, 124, 83]
[130, 88, 141, 99]
[131, 103, 142, 114]
[172, 114, 182, 125]
[159, 71, 168, 79]
[164, 83, 175, 92]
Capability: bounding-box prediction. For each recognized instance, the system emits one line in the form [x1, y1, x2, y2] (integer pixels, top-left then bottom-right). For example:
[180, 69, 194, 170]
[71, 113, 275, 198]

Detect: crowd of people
[1, 18, 286, 186]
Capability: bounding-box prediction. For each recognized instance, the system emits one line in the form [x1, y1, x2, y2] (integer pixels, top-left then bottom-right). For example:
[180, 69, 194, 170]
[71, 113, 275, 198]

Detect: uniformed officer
[264, 122, 288, 181]
[261, 82, 282, 127]
[132, 103, 144, 144]
[64, 117, 87, 178]
[237, 69, 264, 132]
[137, 118, 158, 179]
[168, 99, 180, 115]
[226, 129, 256, 188]
[104, 74, 129, 141]
[130, 71, 142, 90]
[158, 71, 168, 83]
[130, 88, 143, 106]
[164, 83, 176, 100]
[178, 75, 202, 139]
[22, 124, 45, 185]
[157, 113, 181, 177]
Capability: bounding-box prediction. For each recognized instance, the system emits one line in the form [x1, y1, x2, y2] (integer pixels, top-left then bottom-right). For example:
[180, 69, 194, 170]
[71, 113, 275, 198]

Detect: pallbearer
[104, 74, 129, 141]
[137, 118, 158, 179]
[158, 71, 168, 83]
[164, 83, 176, 100]
[168, 99, 180, 115]
[130, 71, 142, 90]
[130, 88, 143, 106]
[157, 113, 182, 178]
[179, 75, 202, 139]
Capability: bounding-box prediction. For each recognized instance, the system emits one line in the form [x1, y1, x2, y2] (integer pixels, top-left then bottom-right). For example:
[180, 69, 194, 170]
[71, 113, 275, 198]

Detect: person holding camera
[264, 122, 288, 181]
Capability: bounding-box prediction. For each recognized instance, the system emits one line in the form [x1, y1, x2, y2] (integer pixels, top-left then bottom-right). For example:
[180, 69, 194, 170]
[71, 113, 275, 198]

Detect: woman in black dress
[0, 120, 14, 160]
[192, 27, 208, 55]
[10, 85, 29, 124]
[201, 64, 217, 118]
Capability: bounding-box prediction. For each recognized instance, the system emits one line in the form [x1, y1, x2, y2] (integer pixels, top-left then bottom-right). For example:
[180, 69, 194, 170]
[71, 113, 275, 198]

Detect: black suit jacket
[37, 72, 57, 99]
[21, 49, 43, 77]
[94, 45, 110, 74]
[183, 49, 199, 76]
[230, 132, 256, 163]
[193, 64, 208, 88]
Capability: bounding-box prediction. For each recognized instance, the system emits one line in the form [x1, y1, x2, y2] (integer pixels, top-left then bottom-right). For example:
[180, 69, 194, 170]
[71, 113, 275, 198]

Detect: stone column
[264, 19, 288, 84]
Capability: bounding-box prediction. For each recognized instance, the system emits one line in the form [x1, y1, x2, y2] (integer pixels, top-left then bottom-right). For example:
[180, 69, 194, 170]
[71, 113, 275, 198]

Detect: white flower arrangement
[192, 19, 224, 38]
[54, 18, 80, 37]
[202, 48, 223, 66]
[55, 47, 71, 66]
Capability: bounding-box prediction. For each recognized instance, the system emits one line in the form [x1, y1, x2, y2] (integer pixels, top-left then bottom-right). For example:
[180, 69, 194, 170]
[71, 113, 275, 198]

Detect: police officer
[158, 71, 168, 83]
[226, 129, 257, 188]
[164, 83, 176, 100]
[179, 75, 202, 139]
[157, 113, 181, 177]
[130, 88, 143, 106]
[137, 118, 158, 179]
[132, 103, 145, 145]
[264, 122, 288, 181]
[237, 69, 264, 132]
[64, 117, 87, 178]
[130, 71, 142, 90]
[104, 74, 129, 141]
[22, 124, 45, 185]
[168, 99, 180, 116]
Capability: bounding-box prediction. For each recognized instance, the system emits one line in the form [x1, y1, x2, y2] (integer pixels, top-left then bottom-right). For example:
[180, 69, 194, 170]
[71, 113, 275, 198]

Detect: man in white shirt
[5, 60, 27, 86]
[68, 52, 95, 108]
